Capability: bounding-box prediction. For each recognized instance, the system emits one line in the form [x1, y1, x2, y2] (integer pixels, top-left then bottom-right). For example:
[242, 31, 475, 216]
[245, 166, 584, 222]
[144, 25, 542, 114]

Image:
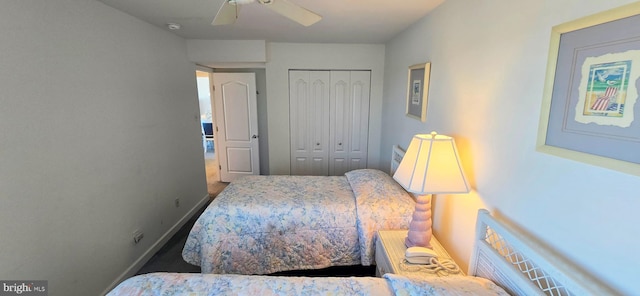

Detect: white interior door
[213, 72, 260, 182]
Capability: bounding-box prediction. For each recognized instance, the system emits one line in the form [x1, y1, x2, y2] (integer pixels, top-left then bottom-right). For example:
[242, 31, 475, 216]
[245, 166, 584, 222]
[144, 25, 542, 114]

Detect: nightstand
[375, 230, 461, 277]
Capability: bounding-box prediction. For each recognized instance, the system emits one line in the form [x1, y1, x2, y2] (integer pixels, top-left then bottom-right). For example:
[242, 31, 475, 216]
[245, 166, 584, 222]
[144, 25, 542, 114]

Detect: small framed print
[406, 62, 431, 122]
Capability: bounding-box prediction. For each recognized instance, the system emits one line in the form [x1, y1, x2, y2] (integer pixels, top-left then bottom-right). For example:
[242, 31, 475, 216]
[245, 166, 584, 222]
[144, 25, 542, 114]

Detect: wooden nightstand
[375, 230, 461, 277]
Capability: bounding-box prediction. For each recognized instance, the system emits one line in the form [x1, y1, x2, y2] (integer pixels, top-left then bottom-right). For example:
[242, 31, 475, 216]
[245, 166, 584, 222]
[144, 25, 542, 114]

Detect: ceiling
[98, 0, 445, 43]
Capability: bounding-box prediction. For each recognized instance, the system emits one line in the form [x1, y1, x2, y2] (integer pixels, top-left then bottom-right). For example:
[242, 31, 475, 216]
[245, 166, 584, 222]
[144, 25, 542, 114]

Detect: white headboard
[469, 209, 620, 296]
[390, 145, 405, 175]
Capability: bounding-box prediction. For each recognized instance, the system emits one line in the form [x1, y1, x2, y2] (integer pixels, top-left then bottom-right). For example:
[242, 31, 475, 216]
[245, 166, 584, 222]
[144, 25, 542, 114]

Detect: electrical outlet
[175, 198, 180, 208]
[133, 230, 144, 244]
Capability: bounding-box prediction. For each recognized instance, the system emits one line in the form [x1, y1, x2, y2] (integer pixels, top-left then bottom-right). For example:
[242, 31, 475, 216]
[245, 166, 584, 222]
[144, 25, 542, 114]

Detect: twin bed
[108, 146, 618, 295]
[107, 271, 507, 295]
[181, 146, 413, 274]
[108, 209, 616, 295]
[181, 168, 415, 274]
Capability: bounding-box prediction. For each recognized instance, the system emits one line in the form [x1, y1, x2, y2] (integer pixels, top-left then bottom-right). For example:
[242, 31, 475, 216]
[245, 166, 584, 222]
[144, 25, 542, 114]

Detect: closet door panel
[349, 158, 366, 170]
[292, 157, 307, 174]
[290, 71, 309, 154]
[347, 71, 371, 168]
[289, 70, 330, 175]
[310, 71, 330, 157]
[331, 157, 349, 177]
[329, 71, 351, 176]
[308, 71, 330, 176]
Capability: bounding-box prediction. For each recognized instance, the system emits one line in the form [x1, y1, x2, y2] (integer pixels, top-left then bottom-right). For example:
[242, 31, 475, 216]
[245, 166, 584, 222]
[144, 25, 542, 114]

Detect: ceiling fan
[212, 0, 322, 27]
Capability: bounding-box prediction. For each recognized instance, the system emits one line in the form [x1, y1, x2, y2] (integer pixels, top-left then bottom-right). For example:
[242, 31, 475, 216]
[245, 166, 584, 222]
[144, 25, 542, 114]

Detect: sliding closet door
[329, 71, 371, 176]
[289, 71, 330, 175]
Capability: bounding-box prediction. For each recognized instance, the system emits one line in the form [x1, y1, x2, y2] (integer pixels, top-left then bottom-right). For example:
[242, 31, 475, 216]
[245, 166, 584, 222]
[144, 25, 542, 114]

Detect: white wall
[0, 1, 208, 295]
[381, 0, 640, 294]
[266, 42, 386, 174]
[187, 39, 267, 66]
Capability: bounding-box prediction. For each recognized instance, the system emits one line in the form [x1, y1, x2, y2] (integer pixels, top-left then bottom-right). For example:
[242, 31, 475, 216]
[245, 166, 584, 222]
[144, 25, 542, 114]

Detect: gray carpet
[135, 202, 208, 275]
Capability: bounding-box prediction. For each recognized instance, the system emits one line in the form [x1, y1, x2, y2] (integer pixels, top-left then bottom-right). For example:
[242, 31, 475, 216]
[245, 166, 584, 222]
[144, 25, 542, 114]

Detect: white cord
[399, 257, 461, 276]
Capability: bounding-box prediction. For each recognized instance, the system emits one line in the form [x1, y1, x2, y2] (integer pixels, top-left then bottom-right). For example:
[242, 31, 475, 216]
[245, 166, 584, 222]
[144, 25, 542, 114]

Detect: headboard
[390, 145, 405, 175]
[469, 209, 620, 296]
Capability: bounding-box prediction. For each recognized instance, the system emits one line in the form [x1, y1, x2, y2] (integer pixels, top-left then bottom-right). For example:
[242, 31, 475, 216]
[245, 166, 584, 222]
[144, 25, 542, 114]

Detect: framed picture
[537, 2, 640, 176]
[406, 62, 431, 122]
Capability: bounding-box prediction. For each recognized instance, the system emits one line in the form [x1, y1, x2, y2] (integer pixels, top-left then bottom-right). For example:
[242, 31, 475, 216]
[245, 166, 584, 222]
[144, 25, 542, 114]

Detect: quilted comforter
[108, 273, 510, 296]
[182, 169, 415, 274]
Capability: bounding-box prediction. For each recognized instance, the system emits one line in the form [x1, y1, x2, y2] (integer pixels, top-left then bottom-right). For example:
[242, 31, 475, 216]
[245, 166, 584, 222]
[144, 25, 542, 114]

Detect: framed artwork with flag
[537, 2, 640, 176]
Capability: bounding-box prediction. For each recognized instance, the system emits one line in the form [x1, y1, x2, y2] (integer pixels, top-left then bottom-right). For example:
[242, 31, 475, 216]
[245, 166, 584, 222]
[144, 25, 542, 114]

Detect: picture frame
[406, 62, 431, 122]
[537, 2, 640, 176]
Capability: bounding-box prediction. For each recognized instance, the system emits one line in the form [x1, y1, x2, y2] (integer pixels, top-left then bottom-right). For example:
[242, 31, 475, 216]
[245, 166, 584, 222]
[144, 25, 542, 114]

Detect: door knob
[252, 135, 259, 139]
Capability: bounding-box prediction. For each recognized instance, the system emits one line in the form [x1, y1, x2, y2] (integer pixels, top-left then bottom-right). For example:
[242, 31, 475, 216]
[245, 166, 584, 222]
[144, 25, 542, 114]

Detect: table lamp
[393, 132, 470, 248]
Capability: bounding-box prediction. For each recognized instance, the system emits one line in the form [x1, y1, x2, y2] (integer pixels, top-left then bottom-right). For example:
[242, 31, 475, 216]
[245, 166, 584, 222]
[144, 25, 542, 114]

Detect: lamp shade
[393, 132, 469, 194]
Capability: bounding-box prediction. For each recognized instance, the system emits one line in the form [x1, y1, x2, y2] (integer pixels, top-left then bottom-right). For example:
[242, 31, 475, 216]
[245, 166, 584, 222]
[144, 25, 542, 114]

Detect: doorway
[196, 70, 226, 197]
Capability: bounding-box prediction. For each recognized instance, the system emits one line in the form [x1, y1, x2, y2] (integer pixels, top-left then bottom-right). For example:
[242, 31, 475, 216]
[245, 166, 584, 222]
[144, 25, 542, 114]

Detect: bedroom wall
[0, 1, 208, 295]
[265, 42, 386, 175]
[381, 0, 639, 294]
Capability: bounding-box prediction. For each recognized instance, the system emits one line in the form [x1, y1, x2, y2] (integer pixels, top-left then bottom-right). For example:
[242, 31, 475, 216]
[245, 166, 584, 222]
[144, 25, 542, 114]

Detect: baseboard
[101, 194, 210, 295]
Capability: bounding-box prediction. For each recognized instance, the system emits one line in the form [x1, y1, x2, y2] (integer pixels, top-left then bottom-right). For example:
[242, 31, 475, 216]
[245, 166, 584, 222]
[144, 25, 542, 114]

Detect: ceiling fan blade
[212, 0, 239, 26]
[261, 0, 322, 26]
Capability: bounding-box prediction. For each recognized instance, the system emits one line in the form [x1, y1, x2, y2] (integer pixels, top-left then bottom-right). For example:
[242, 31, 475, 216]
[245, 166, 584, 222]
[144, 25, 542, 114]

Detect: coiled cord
[399, 257, 461, 276]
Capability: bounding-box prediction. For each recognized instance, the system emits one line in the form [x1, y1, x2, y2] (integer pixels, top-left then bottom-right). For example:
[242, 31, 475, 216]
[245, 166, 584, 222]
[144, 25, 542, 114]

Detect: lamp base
[405, 194, 433, 249]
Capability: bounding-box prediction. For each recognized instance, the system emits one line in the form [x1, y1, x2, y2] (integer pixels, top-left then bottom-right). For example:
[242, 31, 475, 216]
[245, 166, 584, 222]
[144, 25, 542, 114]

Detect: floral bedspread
[107, 273, 392, 296]
[182, 175, 360, 274]
[383, 274, 510, 296]
[107, 273, 509, 296]
[181, 169, 416, 274]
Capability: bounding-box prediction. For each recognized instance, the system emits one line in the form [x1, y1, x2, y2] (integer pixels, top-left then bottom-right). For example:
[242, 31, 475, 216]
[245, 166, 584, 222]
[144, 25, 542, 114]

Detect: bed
[109, 209, 618, 295]
[107, 273, 507, 296]
[181, 147, 413, 274]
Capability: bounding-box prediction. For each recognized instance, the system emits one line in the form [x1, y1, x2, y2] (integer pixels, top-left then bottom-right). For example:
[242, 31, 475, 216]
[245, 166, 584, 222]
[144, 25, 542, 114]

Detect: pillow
[345, 169, 412, 202]
[345, 169, 415, 265]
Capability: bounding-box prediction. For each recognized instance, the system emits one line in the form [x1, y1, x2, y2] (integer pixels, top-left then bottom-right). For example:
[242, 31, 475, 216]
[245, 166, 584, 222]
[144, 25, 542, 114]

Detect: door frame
[196, 66, 221, 182]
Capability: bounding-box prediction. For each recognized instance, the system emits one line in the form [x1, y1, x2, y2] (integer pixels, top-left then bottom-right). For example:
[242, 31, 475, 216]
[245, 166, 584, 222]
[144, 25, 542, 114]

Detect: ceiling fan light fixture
[233, 0, 254, 5]
[166, 23, 181, 30]
[212, 0, 321, 27]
